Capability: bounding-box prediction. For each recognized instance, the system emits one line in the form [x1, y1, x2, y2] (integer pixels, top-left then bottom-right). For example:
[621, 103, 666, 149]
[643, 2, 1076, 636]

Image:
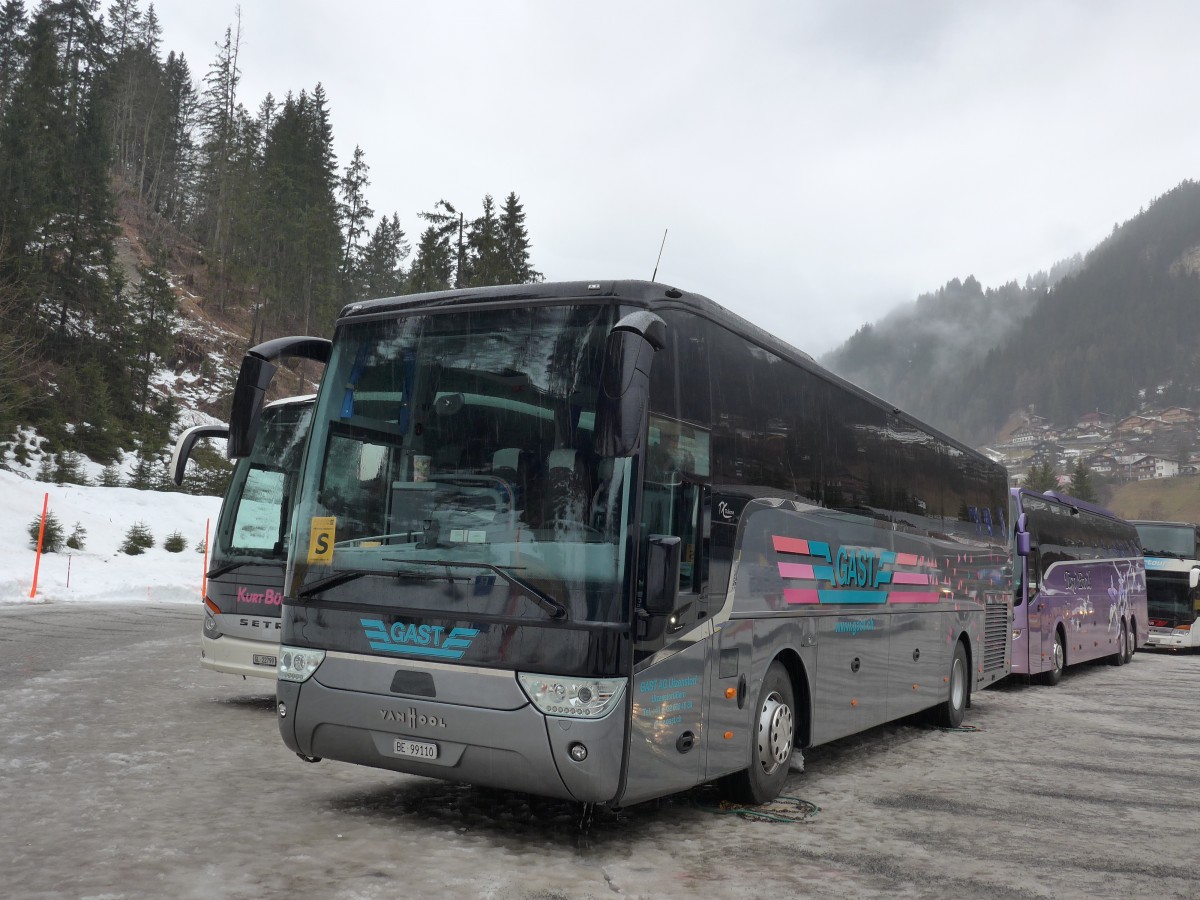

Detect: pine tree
[337, 144, 373, 302]
[129, 244, 178, 414]
[407, 223, 454, 293]
[466, 194, 506, 286]
[418, 199, 465, 287]
[1067, 458, 1098, 502]
[499, 191, 540, 283]
[0, 0, 27, 114]
[357, 212, 408, 299]
[1024, 461, 1058, 494]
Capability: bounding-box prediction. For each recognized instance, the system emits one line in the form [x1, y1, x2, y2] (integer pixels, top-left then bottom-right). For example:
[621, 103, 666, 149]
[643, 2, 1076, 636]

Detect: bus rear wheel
[932, 641, 968, 728]
[722, 661, 795, 805]
[1110, 620, 1128, 666]
[1126, 620, 1137, 662]
[1041, 631, 1065, 685]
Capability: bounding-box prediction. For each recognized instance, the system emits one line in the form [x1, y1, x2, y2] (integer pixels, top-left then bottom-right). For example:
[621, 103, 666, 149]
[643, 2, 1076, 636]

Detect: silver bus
[239, 281, 1011, 806]
[171, 396, 315, 678]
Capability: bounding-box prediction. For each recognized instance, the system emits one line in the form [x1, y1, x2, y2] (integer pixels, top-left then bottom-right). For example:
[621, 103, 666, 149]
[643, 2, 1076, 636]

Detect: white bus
[236, 281, 1011, 806]
[172, 396, 314, 678]
[1132, 520, 1200, 650]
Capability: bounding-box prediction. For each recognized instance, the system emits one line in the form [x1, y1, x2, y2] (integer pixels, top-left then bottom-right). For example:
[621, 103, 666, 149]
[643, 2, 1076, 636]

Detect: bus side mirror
[644, 534, 681, 616]
[169, 424, 229, 486]
[1190, 567, 1199, 590]
[1016, 532, 1031, 557]
[228, 354, 277, 460]
[594, 312, 665, 458]
[227, 336, 331, 460]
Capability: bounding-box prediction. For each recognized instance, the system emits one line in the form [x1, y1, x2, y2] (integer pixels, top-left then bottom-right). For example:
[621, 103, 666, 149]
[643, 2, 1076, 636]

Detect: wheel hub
[757, 692, 794, 775]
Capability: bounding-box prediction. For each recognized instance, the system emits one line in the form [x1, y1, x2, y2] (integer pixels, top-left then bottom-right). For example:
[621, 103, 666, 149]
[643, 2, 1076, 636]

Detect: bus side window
[642, 416, 709, 604]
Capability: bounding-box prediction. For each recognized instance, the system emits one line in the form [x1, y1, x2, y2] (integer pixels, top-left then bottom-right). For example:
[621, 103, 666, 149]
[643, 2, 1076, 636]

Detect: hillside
[1105, 475, 1200, 523]
[823, 180, 1200, 445]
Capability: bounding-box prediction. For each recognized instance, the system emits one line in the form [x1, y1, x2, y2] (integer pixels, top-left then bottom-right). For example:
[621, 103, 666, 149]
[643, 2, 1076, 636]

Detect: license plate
[252, 654, 277, 667]
[393, 738, 438, 760]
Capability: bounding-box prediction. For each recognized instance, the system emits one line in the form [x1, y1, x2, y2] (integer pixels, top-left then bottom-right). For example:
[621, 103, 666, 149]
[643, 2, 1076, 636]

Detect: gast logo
[360, 618, 480, 659]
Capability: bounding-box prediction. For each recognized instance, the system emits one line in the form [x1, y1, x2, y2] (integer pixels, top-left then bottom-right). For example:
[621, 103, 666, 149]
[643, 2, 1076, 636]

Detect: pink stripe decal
[895, 552, 919, 566]
[890, 572, 934, 585]
[773, 535, 810, 555]
[888, 592, 941, 604]
[784, 588, 820, 605]
[778, 562, 815, 579]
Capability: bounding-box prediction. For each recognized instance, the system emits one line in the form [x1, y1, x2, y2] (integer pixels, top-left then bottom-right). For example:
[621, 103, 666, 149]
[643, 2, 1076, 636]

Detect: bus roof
[336, 280, 993, 465]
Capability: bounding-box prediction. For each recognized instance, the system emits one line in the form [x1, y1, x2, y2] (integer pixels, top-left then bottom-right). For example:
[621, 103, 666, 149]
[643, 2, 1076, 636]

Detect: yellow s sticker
[307, 517, 337, 564]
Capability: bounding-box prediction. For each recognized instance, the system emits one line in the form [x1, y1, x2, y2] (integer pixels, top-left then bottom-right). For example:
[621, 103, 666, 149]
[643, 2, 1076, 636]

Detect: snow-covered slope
[0, 468, 222, 604]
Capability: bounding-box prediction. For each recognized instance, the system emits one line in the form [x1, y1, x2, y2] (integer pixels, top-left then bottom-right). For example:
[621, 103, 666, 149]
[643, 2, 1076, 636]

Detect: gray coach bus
[238, 281, 1010, 807]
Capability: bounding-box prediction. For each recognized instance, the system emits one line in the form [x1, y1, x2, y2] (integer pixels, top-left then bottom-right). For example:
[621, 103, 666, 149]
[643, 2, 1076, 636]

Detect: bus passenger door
[1024, 551, 1044, 672]
[622, 417, 711, 805]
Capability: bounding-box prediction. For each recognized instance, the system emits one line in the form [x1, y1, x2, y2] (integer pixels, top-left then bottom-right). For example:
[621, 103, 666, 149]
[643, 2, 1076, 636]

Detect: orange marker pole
[29, 492, 49, 598]
[201, 517, 211, 599]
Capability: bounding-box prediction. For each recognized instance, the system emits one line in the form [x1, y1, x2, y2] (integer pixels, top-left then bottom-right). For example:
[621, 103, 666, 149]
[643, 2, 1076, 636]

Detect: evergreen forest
[0, 1, 542, 474]
[824, 180, 1200, 445]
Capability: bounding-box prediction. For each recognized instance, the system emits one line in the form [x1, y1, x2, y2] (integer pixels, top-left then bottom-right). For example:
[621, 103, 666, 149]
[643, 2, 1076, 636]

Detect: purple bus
[1011, 489, 1146, 683]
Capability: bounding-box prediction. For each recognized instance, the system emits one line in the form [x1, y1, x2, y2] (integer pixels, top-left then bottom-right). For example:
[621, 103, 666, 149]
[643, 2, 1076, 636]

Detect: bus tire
[1126, 619, 1137, 662]
[1110, 620, 1128, 666]
[1041, 629, 1065, 685]
[723, 661, 795, 805]
[933, 641, 968, 728]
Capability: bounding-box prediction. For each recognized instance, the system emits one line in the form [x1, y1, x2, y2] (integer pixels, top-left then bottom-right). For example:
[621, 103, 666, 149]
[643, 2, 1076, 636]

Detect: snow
[0, 467, 222, 605]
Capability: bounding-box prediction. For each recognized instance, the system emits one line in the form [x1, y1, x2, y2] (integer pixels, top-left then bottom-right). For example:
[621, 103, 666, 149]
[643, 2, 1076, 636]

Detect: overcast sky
[151, 1, 1199, 356]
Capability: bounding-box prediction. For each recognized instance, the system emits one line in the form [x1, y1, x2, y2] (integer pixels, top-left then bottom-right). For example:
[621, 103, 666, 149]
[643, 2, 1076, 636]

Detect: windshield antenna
[651, 228, 668, 281]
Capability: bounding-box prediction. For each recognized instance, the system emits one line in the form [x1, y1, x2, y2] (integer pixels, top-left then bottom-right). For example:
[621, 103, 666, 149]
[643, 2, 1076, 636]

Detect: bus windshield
[287, 303, 633, 623]
[217, 400, 313, 564]
[1134, 522, 1198, 559]
[1145, 570, 1194, 622]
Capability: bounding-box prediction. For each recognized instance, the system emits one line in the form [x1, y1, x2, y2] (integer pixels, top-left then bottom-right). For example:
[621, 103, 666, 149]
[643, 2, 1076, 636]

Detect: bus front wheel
[722, 661, 795, 805]
[932, 641, 968, 728]
[1041, 631, 1065, 685]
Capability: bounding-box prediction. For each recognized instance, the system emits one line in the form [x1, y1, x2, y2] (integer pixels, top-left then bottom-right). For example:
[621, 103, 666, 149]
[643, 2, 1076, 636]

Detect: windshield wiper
[384, 557, 568, 619]
[296, 568, 389, 598]
[207, 559, 284, 579]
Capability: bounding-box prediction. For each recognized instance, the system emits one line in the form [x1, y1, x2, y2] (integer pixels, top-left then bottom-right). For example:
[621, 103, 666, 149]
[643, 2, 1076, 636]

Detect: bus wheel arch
[720, 656, 802, 805]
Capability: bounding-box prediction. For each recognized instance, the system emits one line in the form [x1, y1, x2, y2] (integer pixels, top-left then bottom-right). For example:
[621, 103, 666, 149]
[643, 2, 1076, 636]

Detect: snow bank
[0, 468, 222, 605]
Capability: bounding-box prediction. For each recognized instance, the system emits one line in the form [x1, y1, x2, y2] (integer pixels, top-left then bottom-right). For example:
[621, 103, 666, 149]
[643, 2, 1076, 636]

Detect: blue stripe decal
[818, 590, 888, 604]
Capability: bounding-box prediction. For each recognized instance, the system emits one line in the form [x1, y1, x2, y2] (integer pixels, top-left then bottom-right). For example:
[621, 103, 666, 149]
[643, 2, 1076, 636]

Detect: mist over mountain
[823, 180, 1200, 445]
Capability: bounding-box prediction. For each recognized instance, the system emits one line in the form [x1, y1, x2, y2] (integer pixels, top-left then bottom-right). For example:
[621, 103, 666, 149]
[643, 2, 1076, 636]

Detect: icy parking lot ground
[2, 602, 1198, 900]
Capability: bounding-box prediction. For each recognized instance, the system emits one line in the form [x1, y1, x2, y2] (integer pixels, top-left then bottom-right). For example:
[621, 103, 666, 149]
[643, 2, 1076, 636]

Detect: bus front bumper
[200, 633, 281, 680]
[276, 672, 625, 803]
[1145, 628, 1192, 649]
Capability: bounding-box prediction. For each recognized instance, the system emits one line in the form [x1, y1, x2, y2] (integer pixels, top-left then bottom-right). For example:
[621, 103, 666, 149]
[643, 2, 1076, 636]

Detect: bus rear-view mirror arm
[169, 423, 229, 486]
[594, 311, 666, 458]
[228, 336, 331, 460]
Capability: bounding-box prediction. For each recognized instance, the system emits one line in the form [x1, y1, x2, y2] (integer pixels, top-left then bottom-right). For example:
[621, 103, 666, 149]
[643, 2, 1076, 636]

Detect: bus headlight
[203, 611, 222, 639]
[517, 673, 626, 719]
[278, 646, 326, 682]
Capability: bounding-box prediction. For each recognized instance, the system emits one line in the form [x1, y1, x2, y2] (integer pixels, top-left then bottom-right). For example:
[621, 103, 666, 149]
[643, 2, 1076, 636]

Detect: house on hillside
[1122, 454, 1180, 481]
[1076, 410, 1115, 430]
[1159, 407, 1198, 426]
[1116, 415, 1161, 435]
